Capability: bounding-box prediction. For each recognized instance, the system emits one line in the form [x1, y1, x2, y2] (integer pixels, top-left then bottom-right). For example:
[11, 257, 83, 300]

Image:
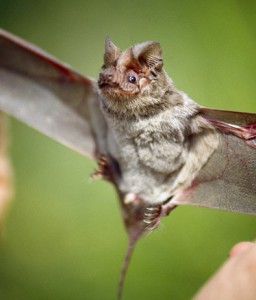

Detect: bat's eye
[128, 75, 136, 83]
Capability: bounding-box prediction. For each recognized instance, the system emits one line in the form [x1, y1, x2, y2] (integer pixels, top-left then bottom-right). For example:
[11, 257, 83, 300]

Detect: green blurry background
[0, 0, 256, 299]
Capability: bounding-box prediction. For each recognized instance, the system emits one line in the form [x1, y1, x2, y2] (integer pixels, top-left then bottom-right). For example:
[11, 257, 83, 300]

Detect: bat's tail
[117, 238, 136, 300]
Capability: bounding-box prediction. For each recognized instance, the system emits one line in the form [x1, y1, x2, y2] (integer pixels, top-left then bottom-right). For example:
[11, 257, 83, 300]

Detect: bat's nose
[107, 73, 113, 81]
[98, 70, 117, 88]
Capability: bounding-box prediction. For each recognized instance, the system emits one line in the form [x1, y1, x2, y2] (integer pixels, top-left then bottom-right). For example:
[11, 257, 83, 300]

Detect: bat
[0, 29, 255, 299]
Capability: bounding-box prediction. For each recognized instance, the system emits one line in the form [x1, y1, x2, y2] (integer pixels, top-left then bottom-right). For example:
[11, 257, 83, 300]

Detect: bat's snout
[98, 70, 118, 89]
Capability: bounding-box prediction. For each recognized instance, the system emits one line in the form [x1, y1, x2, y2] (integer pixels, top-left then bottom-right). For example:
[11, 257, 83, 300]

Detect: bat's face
[98, 51, 142, 98]
[97, 37, 172, 117]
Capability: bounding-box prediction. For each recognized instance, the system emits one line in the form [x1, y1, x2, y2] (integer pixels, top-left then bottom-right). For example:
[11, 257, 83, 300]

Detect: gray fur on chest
[117, 109, 188, 170]
[104, 105, 195, 202]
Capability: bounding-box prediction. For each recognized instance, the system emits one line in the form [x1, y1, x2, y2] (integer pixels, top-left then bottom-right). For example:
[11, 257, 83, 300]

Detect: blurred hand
[194, 241, 256, 300]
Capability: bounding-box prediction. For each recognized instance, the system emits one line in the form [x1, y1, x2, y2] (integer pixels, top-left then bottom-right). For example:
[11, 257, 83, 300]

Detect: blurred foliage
[0, 0, 256, 299]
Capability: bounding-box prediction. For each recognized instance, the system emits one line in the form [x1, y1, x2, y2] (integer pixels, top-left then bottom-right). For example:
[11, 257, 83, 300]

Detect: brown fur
[97, 38, 219, 205]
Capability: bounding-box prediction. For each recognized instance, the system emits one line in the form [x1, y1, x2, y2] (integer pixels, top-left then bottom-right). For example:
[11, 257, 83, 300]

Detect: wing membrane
[171, 108, 256, 215]
[0, 29, 97, 157]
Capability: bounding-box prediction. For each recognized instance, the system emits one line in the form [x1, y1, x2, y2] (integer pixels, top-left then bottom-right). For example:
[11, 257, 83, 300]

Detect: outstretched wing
[0, 29, 101, 158]
[171, 107, 256, 215]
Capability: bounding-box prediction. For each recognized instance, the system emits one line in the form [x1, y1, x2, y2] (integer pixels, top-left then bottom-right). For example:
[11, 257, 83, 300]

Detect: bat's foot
[91, 155, 113, 181]
[143, 200, 176, 231]
[123, 194, 162, 231]
[143, 204, 162, 231]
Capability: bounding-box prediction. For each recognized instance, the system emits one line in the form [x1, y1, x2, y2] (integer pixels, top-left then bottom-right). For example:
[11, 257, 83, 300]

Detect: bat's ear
[104, 36, 120, 66]
[132, 41, 163, 72]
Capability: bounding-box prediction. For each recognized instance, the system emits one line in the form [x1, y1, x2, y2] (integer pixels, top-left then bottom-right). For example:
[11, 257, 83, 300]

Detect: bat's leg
[91, 154, 113, 181]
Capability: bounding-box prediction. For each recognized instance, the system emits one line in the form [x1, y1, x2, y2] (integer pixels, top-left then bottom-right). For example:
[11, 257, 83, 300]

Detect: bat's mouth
[98, 82, 139, 98]
[98, 82, 121, 95]
[98, 82, 118, 89]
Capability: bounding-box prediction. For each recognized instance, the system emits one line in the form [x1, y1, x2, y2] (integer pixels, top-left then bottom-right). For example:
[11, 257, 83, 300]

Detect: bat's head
[98, 37, 174, 117]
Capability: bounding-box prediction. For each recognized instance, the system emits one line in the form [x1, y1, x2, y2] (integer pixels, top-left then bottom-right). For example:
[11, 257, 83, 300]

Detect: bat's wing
[170, 107, 256, 215]
[0, 28, 101, 158]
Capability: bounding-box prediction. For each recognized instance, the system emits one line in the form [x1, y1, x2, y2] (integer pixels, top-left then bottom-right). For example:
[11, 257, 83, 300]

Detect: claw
[143, 219, 153, 224]
[146, 207, 160, 211]
[143, 204, 162, 231]
[91, 154, 113, 181]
